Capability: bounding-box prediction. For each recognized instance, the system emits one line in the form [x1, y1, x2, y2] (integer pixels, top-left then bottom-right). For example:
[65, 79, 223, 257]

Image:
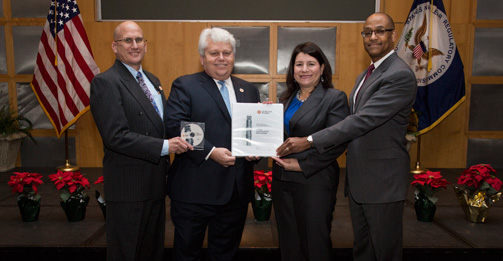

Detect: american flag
[31, 0, 99, 137]
[413, 41, 427, 59]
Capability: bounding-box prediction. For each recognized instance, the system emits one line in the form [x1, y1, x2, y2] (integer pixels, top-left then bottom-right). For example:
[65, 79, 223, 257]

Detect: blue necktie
[136, 71, 161, 116]
[218, 80, 232, 116]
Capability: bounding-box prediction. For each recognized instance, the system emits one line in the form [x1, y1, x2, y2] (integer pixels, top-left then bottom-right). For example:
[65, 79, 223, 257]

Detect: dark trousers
[272, 179, 337, 261]
[170, 191, 248, 261]
[348, 193, 404, 261]
[106, 198, 166, 261]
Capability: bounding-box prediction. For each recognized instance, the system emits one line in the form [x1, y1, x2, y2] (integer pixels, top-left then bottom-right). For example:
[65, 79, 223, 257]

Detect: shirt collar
[371, 50, 394, 69]
[213, 77, 231, 87]
[121, 61, 143, 79]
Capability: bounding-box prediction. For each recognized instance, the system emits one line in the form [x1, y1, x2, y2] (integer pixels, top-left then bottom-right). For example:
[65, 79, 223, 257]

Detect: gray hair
[198, 28, 236, 56]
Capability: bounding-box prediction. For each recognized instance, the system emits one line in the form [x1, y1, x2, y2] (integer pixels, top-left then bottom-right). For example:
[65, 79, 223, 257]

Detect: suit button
[145, 132, 150, 136]
[139, 111, 143, 115]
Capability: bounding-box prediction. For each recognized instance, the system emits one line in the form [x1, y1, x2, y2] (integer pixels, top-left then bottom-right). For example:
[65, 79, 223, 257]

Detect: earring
[321, 76, 324, 82]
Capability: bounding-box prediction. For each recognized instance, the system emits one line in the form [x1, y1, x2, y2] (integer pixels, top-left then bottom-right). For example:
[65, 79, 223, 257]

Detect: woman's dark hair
[280, 42, 333, 102]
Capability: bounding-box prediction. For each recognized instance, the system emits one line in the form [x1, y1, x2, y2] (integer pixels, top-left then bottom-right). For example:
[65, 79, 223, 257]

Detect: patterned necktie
[136, 71, 161, 116]
[355, 64, 375, 102]
[218, 80, 232, 117]
[363, 63, 375, 84]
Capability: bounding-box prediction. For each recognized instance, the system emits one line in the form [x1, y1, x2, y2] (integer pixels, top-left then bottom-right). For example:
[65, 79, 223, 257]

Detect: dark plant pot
[61, 196, 90, 222]
[252, 198, 272, 221]
[414, 192, 436, 222]
[17, 196, 41, 222]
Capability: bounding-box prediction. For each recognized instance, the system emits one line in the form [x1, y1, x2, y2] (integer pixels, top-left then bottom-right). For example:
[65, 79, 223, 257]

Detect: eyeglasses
[361, 29, 394, 38]
[114, 37, 147, 45]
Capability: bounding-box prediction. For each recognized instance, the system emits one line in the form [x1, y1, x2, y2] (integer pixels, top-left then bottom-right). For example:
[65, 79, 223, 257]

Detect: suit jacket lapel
[199, 72, 231, 122]
[115, 61, 163, 129]
[350, 72, 366, 112]
[232, 77, 245, 102]
[143, 70, 166, 113]
[353, 69, 381, 111]
[352, 53, 397, 112]
[286, 84, 324, 136]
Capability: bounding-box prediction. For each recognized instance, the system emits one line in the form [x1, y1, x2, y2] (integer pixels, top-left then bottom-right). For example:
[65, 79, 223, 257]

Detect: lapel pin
[239, 88, 244, 93]
[159, 86, 163, 91]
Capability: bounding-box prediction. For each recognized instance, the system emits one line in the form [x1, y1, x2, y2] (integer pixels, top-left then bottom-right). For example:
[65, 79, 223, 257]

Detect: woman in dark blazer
[272, 42, 349, 261]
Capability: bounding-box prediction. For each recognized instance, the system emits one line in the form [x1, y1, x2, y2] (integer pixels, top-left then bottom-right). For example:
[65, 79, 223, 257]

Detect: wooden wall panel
[56, 0, 478, 168]
[384, 0, 414, 23]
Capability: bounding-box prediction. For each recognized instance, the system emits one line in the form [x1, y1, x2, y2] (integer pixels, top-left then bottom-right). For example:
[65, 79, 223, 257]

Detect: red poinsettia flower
[49, 171, 72, 190]
[67, 171, 90, 193]
[254, 170, 272, 194]
[49, 170, 90, 194]
[457, 164, 501, 197]
[411, 170, 450, 189]
[485, 175, 502, 192]
[94, 176, 104, 184]
[8, 172, 44, 195]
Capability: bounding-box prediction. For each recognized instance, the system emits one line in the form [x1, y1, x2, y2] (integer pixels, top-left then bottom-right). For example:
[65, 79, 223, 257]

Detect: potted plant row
[8, 171, 106, 222]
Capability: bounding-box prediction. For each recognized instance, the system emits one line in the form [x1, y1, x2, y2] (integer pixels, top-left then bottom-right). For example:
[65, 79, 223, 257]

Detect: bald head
[366, 12, 395, 30]
[362, 12, 397, 62]
[111, 21, 147, 71]
[113, 21, 143, 41]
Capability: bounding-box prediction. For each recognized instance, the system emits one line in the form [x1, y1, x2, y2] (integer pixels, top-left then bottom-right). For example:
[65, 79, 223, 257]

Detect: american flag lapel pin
[239, 88, 244, 93]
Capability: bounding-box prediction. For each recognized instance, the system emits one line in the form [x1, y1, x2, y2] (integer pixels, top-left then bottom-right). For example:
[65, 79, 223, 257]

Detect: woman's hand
[272, 157, 302, 172]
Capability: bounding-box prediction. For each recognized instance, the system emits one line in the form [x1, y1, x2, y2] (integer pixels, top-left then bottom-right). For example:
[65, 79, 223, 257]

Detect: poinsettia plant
[8, 172, 44, 201]
[49, 170, 90, 202]
[254, 170, 272, 200]
[411, 170, 450, 204]
[457, 164, 502, 196]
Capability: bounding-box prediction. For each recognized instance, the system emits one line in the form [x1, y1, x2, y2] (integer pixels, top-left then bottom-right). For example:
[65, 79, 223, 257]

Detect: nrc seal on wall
[395, 2, 456, 87]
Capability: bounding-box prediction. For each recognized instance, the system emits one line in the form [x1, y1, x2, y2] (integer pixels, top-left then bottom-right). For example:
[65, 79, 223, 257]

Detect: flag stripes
[30, 0, 99, 137]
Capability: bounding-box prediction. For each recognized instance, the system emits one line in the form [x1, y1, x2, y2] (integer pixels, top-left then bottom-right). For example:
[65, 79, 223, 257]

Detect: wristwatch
[307, 135, 314, 148]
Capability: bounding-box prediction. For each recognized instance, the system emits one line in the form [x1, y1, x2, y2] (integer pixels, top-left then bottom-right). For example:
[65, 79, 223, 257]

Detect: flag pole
[411, 0, 433, 175]
[57, 130, 79, 171]
[410, 135, 426, 174]
[427, 0, 433, 72]
[54, 0, 58, 66]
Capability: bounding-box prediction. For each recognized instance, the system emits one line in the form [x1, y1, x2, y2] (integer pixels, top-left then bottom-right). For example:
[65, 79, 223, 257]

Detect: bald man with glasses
[90, 21, 192, 261]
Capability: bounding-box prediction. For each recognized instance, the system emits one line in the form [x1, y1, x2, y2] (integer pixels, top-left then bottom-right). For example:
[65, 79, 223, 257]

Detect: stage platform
[1, 167, 502, 260]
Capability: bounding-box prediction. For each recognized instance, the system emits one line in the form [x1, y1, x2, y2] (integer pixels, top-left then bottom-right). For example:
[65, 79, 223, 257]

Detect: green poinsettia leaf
[427, 195, 438, 204]
[478, 181, 491, 192]
[33, 193, 41, 201]
[486, 186, 498, 196]
[59, 188, 71, 202]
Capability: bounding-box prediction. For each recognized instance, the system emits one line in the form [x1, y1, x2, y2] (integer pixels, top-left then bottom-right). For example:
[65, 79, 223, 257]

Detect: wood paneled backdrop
[3, 0, 502, 168]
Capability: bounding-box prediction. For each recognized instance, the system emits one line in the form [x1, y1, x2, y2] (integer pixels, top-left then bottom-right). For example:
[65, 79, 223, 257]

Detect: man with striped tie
[90, 21, 192, 261]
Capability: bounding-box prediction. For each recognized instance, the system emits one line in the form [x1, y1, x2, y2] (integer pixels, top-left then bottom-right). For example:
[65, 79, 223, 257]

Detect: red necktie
[363, 64, 375, 84]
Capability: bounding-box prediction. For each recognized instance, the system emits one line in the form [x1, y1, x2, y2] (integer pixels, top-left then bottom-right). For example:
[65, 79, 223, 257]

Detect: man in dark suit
[90, 21, 192, 261]
[276, 13, 417, 260]
[165, 27, 260, 261]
